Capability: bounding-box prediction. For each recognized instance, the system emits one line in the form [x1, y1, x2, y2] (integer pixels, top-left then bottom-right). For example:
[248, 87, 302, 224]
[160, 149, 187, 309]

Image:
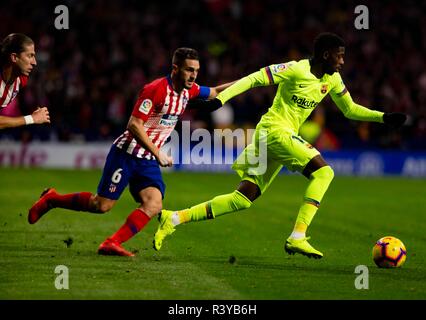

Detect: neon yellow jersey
[258, 59, 346, 133]
[216, 59, 384, 133]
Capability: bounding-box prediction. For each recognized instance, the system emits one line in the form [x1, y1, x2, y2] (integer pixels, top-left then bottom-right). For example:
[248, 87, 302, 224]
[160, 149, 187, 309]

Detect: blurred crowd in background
[1, 0, 425, 150]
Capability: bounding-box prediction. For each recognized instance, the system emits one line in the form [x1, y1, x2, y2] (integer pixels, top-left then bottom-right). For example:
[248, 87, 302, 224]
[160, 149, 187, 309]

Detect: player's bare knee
[139, 188, 163, 215]
[140, 200, 162, 216]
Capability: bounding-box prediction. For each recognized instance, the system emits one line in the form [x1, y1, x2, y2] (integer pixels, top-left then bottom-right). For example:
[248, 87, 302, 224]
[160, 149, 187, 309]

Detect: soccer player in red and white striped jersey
[113, 72, 208, 161]
[0, 33, 50, 129]
[28, 48, 234, 256]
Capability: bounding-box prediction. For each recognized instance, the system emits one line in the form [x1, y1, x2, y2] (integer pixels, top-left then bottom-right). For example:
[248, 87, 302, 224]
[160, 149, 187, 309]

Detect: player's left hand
[32, 106, 50, 124]
[383, 112, 407, 128]
[157, 151, 173, 167]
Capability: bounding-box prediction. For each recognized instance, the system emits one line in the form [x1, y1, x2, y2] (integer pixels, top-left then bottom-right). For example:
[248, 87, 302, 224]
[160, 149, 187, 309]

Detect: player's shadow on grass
[200, 255, 355, 275]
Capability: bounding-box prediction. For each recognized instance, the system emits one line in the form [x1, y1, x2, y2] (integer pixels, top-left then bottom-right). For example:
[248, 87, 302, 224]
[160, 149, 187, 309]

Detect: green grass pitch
[0, 168, 425, 300]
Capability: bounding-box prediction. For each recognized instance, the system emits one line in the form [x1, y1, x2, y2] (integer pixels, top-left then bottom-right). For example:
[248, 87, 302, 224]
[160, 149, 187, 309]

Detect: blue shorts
[97, 145, 165, 202]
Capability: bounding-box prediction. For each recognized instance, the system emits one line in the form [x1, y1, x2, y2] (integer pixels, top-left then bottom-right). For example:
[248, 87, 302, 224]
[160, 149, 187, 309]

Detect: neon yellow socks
[290, 166, 334, 239]
[171, 190, 252, 225]
[165, 165, 334, 241]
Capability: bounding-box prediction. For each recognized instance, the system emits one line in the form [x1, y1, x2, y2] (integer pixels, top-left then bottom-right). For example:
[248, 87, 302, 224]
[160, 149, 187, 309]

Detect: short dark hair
[313, 32, 345, 59]
[0, 33, 34, 67]
[172, 47, 199, 67]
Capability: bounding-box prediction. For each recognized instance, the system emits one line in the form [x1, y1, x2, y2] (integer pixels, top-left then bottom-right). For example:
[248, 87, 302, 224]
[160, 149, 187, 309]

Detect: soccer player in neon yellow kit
[154, 33, 407, 258]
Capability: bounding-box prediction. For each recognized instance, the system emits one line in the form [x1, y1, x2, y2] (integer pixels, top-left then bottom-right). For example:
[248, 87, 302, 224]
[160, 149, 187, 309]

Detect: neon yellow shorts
[232, 125, 320, 194]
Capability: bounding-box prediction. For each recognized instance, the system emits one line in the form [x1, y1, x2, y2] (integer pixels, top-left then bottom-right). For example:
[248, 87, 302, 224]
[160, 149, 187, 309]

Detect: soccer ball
[372, 236, 407, 268]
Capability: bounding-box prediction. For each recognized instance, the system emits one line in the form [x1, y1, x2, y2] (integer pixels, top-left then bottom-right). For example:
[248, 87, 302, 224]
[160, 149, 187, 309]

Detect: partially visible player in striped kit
[0, 33, 50, 129]
[28, 48, 234, 256]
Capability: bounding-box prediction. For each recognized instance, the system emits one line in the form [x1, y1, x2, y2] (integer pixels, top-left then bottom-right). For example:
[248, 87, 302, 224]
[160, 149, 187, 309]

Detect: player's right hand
[187, 98, 223, 112]
[32, 107, 50, 124]
[157, 151, 173, 167]
[383, 112, 407, 128]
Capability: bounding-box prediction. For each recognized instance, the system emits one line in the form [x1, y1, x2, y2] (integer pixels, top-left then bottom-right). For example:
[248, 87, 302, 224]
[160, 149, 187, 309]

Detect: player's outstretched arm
[0, 106, 50, 129]
[331, 91, 407, 128]
[0, 115, 27, 129]
[188, 69, 270, 112]
[330, 74, 408, 128]
[208, 81, 237, 99]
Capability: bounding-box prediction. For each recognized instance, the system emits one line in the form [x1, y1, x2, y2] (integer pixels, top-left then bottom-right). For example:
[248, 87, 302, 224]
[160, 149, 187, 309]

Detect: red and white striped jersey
[0, 74, 28, 108]
[113, 75, 210, 160]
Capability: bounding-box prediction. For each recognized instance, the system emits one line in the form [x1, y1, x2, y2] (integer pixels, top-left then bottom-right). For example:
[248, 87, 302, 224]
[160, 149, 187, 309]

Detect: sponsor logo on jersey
[139, 99, 153, 114]
[321, 84, 328, 94]
[160, 114, 179, 126]
[291, 95, 319, 109]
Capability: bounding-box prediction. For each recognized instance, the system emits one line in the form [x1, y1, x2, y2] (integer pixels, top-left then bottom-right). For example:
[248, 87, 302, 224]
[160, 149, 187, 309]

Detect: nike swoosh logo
[299, 84, 307, 88]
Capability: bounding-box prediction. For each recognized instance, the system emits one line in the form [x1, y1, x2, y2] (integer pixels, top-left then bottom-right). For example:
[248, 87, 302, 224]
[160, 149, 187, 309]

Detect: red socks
[49, 191, 151, 245]
[110, 209, 151, 244]
[51, 192, 93, 211]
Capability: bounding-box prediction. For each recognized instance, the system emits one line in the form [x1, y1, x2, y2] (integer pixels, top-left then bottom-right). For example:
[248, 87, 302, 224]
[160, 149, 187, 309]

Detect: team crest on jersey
[11, 91, 18, 100]
[320, 84, 328, 94]
[109, 184, 117, 193]
[182, 96, 188, 105]
[272, 63, 287, 74]
[139, 99, 153, 114]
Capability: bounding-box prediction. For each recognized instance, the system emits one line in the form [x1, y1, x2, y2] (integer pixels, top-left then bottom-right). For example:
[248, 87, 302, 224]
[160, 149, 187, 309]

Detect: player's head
[171, 47, 200, 90]
[0, 33, 36, 76]
[313, 32, 345, 75]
